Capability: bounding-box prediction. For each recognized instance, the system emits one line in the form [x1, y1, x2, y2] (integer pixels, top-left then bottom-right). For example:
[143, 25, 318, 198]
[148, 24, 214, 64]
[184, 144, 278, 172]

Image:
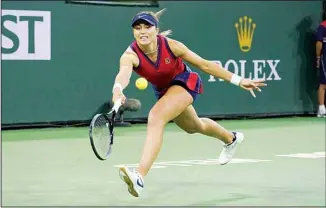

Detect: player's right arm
[316, 41, 322, 69]
[112, 47, 139, 103]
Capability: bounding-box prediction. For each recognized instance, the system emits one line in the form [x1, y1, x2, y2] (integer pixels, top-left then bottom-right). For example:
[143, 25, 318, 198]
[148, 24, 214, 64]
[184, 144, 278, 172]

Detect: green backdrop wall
[1, 1, 322, 125]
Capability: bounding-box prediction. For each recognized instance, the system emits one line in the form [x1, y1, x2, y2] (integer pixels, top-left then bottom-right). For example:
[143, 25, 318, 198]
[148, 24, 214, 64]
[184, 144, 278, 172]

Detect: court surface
[2, 117, 325, 206]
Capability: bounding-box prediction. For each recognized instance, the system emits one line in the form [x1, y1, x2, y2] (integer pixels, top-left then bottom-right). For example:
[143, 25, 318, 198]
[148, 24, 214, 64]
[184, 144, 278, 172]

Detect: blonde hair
[135, 8, 172, 37]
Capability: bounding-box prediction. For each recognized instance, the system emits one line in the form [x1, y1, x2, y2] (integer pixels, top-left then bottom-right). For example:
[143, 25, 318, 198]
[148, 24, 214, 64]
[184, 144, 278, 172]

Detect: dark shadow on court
[292, 16, 318, 113]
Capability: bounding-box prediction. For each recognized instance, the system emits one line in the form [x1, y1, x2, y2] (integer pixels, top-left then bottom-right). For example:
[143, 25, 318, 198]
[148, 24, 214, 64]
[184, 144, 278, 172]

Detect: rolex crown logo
[235, 16, 256, 52]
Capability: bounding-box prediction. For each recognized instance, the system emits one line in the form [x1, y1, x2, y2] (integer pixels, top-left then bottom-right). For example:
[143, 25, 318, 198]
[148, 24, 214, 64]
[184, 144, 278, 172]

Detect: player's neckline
[144, 48, 158, 55]
[137, 36, 162, 69]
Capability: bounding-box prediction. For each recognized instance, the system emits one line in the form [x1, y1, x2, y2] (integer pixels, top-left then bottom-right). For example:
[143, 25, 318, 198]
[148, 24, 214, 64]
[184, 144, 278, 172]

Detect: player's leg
[318, 85, 326, 110]
[119, 85, 193, 197]
[318, 59, 326, 117]
[173, 105, 234, 144]
[173, 105, 244, 165]
[317, 84, 326, 117]
[137, 85, 193, 177]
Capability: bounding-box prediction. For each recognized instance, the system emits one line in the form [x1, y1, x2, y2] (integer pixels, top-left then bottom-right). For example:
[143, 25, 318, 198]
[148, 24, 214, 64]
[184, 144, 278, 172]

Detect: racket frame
[89, 100, 120, 160]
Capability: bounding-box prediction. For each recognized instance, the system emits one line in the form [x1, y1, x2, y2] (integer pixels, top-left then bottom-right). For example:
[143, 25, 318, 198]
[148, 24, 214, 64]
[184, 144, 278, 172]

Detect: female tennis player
[112, 9, 267, 197]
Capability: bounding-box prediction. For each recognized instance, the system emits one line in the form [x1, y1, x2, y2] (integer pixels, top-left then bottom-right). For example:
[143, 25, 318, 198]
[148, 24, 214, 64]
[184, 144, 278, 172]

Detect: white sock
[318, 105, 326, 114]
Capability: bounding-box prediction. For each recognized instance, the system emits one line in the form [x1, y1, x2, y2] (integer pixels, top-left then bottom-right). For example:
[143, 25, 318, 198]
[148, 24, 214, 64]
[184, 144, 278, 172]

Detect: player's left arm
[167, 38, 267, 97]
[316, 25, 325, 69]
[167, 38, 234, 82]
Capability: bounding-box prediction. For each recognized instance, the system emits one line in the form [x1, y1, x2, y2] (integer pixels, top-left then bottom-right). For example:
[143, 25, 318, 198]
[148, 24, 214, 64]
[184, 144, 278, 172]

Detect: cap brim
[131, 17, 156, 27]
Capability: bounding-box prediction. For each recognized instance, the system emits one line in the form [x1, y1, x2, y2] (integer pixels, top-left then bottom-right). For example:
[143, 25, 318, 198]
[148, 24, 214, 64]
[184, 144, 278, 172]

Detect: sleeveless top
[130, 35, 188, 89]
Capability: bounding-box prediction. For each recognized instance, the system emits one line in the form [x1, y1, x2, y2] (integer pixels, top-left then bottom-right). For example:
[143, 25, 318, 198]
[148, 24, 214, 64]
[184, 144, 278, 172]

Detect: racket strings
[92, 115, 111, 157]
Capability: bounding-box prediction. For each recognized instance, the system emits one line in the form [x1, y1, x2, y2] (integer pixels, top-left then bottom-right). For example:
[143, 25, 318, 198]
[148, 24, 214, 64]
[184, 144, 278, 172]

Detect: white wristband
[112, 83, 123, 93]
[230, 74, 242, 86]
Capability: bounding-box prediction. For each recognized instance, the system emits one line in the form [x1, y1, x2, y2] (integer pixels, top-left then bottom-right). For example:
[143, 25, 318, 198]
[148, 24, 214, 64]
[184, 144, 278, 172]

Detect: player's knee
[148, 110, 166, 127]
[184, 128, 197, 134]
[322, 84, 326, 90]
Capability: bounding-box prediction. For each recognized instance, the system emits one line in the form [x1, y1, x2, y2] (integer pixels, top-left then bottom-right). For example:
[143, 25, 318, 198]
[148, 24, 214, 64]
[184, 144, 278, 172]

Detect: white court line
[113, 158, 272, 169]
[276, 151, 325, 159]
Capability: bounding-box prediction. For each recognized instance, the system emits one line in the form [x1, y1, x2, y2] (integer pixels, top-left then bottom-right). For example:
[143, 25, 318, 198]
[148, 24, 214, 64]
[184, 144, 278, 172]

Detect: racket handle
[113, 98, 122, 113]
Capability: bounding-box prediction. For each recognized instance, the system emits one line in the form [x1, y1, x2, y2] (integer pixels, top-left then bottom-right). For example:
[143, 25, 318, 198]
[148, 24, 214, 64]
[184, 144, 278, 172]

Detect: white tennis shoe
[219, 132, 244, 165]
[317, 113, 326, 118]
[119, 166, 144, 197]
[317, 105, 326, 118]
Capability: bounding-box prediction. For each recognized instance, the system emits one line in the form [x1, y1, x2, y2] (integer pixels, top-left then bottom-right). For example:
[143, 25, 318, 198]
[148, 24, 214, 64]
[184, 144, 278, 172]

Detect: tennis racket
[89, 98, 122, 160]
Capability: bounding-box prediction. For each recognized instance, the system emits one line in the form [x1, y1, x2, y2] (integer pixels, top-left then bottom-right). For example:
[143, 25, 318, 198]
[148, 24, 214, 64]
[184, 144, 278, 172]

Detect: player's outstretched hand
[112, 92, 126, 105]
[239, 79, 267, 98]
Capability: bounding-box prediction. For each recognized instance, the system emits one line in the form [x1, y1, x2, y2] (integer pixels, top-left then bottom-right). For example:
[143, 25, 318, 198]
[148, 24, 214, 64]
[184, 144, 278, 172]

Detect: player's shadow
[291, 16, 318, 113]
[93, 101, 111, 116]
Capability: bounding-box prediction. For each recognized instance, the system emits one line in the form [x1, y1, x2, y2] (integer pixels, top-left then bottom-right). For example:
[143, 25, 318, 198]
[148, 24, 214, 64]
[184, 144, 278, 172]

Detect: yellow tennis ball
[136, 77, 148, 90]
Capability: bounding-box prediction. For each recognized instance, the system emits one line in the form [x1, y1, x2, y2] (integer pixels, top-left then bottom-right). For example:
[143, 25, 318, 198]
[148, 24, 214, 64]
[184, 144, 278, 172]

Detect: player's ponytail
[159, 29, 172, 37]
[154, 8, 166, 20]
[154, 8, 172, 37]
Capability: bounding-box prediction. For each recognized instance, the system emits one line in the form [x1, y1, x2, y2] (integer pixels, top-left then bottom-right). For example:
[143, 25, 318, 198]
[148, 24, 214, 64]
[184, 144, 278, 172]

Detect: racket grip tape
[113, 98, 122, 113]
